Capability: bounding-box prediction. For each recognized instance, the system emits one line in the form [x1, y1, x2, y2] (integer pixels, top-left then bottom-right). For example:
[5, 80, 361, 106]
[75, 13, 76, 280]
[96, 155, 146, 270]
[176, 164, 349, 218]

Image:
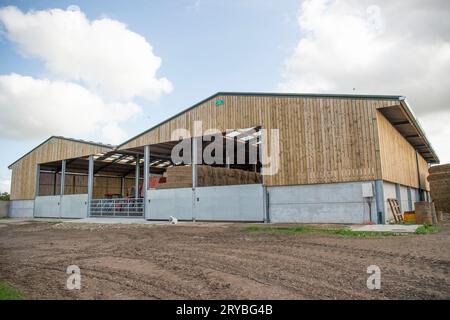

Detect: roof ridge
[8, 136, 114, 168]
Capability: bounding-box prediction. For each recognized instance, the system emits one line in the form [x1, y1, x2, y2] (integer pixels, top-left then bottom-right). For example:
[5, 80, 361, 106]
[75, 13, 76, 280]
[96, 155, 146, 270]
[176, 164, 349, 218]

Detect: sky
[0, 0, 449, 193]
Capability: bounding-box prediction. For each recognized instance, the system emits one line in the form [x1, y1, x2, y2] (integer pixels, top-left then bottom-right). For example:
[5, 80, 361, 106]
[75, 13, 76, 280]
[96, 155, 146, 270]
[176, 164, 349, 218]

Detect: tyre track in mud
[1, 221, 449, 299]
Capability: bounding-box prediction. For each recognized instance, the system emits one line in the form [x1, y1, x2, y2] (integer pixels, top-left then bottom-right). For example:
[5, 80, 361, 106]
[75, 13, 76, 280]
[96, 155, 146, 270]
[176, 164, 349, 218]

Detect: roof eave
[8, 136, 115, 169]
[398, 98, 440, 164]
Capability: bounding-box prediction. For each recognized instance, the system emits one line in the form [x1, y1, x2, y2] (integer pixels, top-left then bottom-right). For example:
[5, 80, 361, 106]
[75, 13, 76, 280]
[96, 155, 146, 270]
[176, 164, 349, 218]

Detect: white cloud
[0, 6, 172, 101]
[418, 111, 450, 165]
[0, 73, 141, 144]
[280, 0, 450, 162]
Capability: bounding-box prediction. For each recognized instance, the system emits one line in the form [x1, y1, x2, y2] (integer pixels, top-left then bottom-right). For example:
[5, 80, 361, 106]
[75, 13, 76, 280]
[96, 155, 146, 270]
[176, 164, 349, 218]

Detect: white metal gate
[148, 188, 193, 220]
[90, 198, 144, 217]
[34, 194, 88, 218]
[194, 184, 265, 221]
[147, 184, 265, 222]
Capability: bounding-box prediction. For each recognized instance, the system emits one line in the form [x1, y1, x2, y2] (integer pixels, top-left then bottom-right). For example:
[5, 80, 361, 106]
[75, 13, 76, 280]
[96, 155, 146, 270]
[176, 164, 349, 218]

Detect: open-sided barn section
[8, 92, 438, 223]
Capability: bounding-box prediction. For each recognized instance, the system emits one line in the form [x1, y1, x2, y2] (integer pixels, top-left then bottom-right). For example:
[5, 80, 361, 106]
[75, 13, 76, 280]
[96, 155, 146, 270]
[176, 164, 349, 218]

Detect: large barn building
[7, 92, 438, 224]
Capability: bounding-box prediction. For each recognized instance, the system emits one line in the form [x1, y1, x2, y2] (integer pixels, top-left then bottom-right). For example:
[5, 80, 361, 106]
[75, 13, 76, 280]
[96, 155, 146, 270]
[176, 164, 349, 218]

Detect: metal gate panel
[148, 188, 193, 220]
[61, 194, 88, 218]
[34, 195, 60, 218]
[194, 184, 264, 221]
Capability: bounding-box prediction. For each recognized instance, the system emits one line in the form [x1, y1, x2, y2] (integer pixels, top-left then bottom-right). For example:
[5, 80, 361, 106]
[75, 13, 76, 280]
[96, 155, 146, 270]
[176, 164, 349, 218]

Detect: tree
[0, 192, 10, 201]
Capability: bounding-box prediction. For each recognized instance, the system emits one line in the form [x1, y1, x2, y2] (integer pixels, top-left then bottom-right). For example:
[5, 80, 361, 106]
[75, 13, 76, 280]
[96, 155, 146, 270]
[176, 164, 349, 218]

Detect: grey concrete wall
[147, 184, 265, 222]
[9, 200, 34, 218]
[383, 182, 416, 221]
[0, 201, 9, 217]
[34, 195, 60, 218]
[148, 187, 193, 220]
[195, 184, 265, 221]
[399, 185, 409, 213]
[410, 187, 419, 210]
[383, 182, 397, 222]
[268, 181, 377, 224]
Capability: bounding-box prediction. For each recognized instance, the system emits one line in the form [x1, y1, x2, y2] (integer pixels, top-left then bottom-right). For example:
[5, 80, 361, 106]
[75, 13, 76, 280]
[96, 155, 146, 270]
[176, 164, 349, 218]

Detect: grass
[243, 225, 404, 237]
[415, 225, 440, 235]
[0, 282, 23, 300]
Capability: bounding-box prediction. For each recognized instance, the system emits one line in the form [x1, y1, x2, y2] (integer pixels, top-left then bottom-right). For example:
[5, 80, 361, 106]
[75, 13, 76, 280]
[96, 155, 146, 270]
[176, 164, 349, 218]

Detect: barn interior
[37, 127, 262, 198]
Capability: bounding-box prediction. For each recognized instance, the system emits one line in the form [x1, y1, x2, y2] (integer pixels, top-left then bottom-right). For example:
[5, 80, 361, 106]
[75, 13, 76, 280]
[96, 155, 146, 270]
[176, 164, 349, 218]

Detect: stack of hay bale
[428, 164, 450, 214]
[156, 165, 262, 189]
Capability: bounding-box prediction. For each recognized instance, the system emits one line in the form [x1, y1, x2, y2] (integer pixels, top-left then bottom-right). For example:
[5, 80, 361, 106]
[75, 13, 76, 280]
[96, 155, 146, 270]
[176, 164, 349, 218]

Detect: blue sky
[0, 0, 299, 191]
[0, 0, 449, 192]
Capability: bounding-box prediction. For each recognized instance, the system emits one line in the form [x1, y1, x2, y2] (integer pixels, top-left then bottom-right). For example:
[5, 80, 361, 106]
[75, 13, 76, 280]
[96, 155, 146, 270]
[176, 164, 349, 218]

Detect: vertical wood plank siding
[119, 95, 399, 187]
[10, 138, 111, 200]
[376, 111, 430, 190]
[10, 95, 432, 201]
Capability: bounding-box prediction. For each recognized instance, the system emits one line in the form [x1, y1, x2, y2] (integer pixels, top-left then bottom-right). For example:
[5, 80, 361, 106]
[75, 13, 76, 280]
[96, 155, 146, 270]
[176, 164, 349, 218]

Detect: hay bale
[428, 164, 450, 214]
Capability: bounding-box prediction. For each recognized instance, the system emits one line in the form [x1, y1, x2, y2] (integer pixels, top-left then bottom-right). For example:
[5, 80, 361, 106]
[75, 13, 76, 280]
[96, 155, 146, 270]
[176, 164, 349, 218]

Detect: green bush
[0, 192, 10, 201]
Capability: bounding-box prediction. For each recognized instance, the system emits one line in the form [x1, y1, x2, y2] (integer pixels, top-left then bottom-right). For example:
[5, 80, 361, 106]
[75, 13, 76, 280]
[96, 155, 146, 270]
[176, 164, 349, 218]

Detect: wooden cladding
[10, 137, 112, 200]
[10, 95, 432, 200]
[119, 95, 400, 187]
[376, 112, 430, 190]
[38, 172, 139, 199]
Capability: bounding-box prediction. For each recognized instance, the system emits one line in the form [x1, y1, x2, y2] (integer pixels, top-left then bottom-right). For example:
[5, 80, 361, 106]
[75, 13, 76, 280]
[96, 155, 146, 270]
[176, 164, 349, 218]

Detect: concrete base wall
[268, 181, 376, 224]
[9, 200, 34, 218]
[399, 185, 409, 212]
[383, 182, 397, 222]
[0, 201, 9, 217]
[383, 182, 421, 222]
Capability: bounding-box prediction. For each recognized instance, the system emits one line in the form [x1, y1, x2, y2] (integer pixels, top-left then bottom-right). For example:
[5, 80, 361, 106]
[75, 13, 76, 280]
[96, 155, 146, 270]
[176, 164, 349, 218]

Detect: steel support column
[144, 146, 150, 220]
[192, 137, 198, 222]
[407, 186, 413, 211]
[121, 177, 125, 197]
[87, 155, 94, 218]
[395, 183, 402, 213]
[135, 155, 140, 198]
[260, 128, 270, 223]
[59, 160, 66, 218]
[60, 160, 66, 197]
[33, 164, 41, 218]
[35, 164, 41, 197]
[375, 180, 385, 224]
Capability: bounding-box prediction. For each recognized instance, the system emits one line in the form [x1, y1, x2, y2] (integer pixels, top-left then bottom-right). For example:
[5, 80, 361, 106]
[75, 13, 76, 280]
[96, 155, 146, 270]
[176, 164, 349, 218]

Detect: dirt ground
[0, 220, 449, 300]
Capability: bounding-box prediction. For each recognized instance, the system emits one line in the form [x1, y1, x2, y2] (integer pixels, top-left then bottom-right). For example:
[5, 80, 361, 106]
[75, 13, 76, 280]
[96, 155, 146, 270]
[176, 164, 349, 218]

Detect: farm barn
[7, 92, 438, 224]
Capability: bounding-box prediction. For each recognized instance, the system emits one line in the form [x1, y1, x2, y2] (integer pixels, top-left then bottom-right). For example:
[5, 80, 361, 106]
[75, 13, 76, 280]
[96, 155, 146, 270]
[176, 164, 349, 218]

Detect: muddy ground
[0, 220, 449, 299]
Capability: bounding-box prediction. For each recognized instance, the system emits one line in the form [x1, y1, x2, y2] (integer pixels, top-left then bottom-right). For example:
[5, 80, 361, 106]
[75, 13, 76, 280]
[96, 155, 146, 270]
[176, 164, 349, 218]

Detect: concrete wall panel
[34, 195, 60, 218]
[268, 182, 376, 224]
[148, 188, 193, 220]
[9, 200, 34, 218]
[0, 201, 9, 218]
[399, 185, 409, 212]
[195, 184, 264, 221]
[383, 182, 397, 222]
[61, 194, 88, 219]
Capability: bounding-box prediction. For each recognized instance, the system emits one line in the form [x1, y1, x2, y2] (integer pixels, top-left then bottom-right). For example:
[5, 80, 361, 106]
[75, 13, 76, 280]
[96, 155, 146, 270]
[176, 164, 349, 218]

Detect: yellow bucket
[403, 211, 416, 223]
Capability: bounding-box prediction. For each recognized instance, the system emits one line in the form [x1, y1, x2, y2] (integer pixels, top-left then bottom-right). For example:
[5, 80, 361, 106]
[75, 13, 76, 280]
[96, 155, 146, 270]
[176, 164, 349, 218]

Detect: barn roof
[8, 92, 439, 168]
[8, 136, 115, 168]
[117, 92, 404, 148]
[116, 92, 438, 163]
